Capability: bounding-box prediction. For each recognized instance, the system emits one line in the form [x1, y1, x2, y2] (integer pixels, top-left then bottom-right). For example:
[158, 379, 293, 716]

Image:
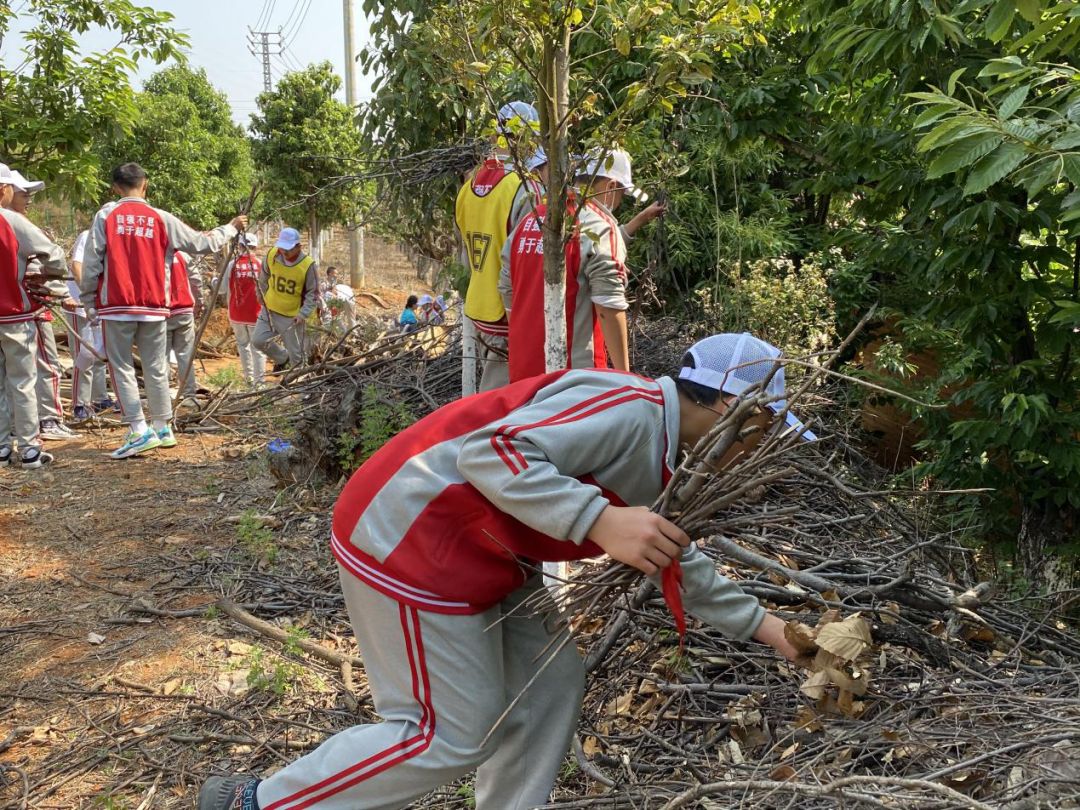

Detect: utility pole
[247, 28, 282, 93]
[343, 0, 365, 288]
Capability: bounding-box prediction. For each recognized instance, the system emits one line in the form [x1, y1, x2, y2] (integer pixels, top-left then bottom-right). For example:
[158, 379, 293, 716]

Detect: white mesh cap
[678, 333, 817, 441]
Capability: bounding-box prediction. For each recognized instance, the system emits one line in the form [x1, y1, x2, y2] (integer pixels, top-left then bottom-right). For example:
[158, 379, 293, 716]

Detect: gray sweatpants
[477, 330, 510, 392]
[252, 309, 305, 367]
[102, 319, 171, 426]
[33, 319, 63, 422]
[166, 312, 198, 398]
[256, 569, 583, 810]
[231, 322, 265, 385]
[0, 321, 42, 451]
[65, 311, 107, 408]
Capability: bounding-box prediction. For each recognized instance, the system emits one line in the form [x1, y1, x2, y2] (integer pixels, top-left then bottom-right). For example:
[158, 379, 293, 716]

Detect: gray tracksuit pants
[102, 319, 171, 426]
[256, 569, 583, 810]
[0, 321, 42, 452]
[166, 312, 198, 398]
[65, 311, 107, 408]
[252, 309, 306, 367]
[231, 322, 265, 385]
[33, 319, 63, 422]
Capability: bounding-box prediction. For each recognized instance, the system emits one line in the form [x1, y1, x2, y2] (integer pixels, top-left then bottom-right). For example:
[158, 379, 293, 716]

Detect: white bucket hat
[678, 333, 817, 441]
[584, 149, 648, 202]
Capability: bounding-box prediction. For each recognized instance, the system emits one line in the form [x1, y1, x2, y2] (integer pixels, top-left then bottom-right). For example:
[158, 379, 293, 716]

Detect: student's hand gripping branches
[587, 505, 690, 577]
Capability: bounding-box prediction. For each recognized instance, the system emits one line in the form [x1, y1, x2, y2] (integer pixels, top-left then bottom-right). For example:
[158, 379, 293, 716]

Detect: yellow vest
[263, 247, 313, 317]
[455, 161, 524, 323]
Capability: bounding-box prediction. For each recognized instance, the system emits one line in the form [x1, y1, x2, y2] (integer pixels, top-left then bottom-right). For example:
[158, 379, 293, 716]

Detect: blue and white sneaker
[156, 425, 177, 448]
[0, 446, 12, 466]
[72, 405, 93, 422]
[110, 429, 162, 459]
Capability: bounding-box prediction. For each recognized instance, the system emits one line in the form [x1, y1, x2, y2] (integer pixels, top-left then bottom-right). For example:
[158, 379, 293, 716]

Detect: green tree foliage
[249, 62, 363, 253]
[0, 0, 187, 200]
[95, 66, 254, 229]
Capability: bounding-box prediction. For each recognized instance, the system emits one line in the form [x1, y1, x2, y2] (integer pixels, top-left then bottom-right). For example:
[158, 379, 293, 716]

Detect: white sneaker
[21, 448, 54, 469]
[40, 419, 81, 440]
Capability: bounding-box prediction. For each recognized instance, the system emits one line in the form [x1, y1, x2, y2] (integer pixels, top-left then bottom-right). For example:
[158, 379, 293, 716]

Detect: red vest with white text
[228, 254, 262, 325]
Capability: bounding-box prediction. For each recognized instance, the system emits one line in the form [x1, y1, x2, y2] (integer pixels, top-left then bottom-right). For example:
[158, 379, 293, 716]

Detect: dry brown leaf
[880, 601, 901, 624]
[583, 735, 602, 756]
[815, 614, 872, 661]
[816, 609, 842, 627]
[604, 690, 634, 717]
[770, 764, 797, 781]
[794, 706, 823, 732]
[784, 621, 819, 655]
[800, 670, 831, 700]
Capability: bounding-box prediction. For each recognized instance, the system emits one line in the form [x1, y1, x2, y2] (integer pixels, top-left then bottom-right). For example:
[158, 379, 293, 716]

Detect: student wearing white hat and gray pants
[0, 169, 80, 440]
[198, 332, 815, 810]
[0, 163, 69, 468]
[66, 229, 114, 420]
[252, 227, 319, 372]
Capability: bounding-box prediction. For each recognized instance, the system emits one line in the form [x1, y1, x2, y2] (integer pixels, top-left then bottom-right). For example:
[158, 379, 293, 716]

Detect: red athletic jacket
[331, 369, 675, 614]
[97, 200, 172, 318]
[228, 254, 262, 325]
[0, 209, 67, 324]
[169, 252, 195, 316]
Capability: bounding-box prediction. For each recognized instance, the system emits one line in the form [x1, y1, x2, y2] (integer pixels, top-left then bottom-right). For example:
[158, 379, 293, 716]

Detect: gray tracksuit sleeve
[647, 545, 766, 641]
[578, 205, 628, 311]
[498, 228, 514, 312]
[158, 209, 237, 256]
[457, 376, 660, 545]
[298, 261, 320, 318]
[5, 209, 68, 279]
[79, 207, 110, 312]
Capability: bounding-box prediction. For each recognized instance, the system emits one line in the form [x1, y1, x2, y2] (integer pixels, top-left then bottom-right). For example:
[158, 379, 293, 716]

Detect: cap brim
[275, 240, 299, 249]
[627, 185, 648, 203]
[767, 405, 817, 442]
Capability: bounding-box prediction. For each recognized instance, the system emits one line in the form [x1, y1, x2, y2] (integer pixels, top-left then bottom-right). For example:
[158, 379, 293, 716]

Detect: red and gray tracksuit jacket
[0, 208, 68, 325]
[168, 252, 202, 318]
[78, 197, 236, 318]
[500, 198, 629, 382]
[331, 368, 766, 641]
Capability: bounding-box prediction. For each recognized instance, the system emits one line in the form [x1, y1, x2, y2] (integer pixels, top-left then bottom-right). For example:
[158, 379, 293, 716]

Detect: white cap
[496, 101, 539, 135]
[243, 232, 258, 248]
[0, 163, 35, 192]
[678, 333, 817, 442]
[526, 145, 548, 171]
[584, 149, 647, 202]
[10, 170, 44, 193]
[275, 227, 301, 250]
[418, 294, 433, 306]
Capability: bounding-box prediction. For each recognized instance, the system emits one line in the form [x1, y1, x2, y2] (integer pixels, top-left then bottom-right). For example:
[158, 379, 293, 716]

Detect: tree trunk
[307, 205, 320, 265]
[538, 14, 572, 586]
[539, 18, 571, 374]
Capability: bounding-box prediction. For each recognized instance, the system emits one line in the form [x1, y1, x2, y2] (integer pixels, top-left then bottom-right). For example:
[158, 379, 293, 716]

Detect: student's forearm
[596, 305, 629, 371]
[71, 261, 83, 286]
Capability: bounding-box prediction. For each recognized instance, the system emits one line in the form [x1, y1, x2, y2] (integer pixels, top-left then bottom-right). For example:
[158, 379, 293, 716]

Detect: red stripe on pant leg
[263, 603, 436, 810]
[35, 326, 62, 417]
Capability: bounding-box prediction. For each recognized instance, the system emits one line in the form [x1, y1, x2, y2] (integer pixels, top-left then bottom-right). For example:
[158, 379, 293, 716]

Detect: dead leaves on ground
[787, 611, 874, 720]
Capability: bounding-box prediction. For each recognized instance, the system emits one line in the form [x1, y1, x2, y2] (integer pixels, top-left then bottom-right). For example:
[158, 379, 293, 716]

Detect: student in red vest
[166, 250, 202, 405]
[0, 162, 69, 468]
[79, 163, 247, 459]
[219, 233, 265, 387]
[500, 148, 664, 383]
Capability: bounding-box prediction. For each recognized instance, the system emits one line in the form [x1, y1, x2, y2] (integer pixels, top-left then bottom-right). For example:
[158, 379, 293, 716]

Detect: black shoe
[271, 361, 289, 373]
[21, 448, 54, 469]
[198, 775, 261, 810]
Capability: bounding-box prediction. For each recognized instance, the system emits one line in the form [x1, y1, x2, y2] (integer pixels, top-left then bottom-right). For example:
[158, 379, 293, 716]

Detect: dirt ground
[0, 251, 469, 808]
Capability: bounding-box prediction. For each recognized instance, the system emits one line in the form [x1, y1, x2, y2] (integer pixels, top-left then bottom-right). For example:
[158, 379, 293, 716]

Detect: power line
[253, 0, 271, 31]
[277, 0, 305, 37]
[247, 28, 283, 92]
[283, 0, 313, 49]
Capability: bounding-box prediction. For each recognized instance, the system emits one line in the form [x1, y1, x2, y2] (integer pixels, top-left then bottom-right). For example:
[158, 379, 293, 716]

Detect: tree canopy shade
[249, 61, 365, 258]
[0, 0, 187, 201]
[355, 0, 1079, 571]
[95, 66, 255, 230]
